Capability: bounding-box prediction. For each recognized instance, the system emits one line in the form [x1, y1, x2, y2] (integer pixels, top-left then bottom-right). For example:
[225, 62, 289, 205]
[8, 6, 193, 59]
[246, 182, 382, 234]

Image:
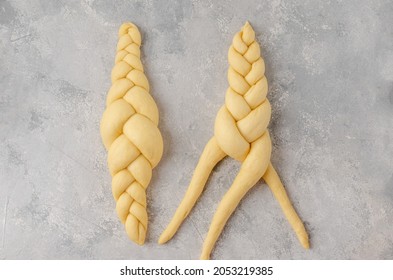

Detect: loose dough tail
[159, 137, 226, 244]
[263, 163, 309, 249]
[200, 132, 272, 260]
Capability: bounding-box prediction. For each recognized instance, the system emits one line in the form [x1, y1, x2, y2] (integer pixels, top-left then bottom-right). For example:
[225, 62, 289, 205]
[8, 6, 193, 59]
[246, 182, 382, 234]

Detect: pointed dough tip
[243, 21, 252, 29]
[158, 234, 168, 245]
[300, 237, 310, 249]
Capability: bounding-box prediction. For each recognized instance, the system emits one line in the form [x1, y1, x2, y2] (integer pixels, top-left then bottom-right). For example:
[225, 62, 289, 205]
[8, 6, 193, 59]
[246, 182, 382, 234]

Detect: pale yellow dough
[159, 22, 309, 259]
[100, 22, 163, 245]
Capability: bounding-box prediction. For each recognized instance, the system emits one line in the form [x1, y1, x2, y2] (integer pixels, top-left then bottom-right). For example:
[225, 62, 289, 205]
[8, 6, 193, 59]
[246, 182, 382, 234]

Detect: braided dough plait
[159, 22, 309, 259]
[100, 22, 163, 245]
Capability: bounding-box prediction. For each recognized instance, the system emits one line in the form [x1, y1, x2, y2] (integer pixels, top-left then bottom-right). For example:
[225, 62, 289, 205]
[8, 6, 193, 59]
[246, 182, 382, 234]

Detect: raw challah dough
[100, 22, 163, 245]
[159, 22, 309, 259]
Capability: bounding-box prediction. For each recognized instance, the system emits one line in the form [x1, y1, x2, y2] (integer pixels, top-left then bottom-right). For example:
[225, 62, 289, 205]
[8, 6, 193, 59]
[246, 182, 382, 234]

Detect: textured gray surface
[1, 0, 393, 260]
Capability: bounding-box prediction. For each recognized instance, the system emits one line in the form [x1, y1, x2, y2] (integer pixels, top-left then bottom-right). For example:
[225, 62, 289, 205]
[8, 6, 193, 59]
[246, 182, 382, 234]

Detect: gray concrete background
[0, 0, 392, 260]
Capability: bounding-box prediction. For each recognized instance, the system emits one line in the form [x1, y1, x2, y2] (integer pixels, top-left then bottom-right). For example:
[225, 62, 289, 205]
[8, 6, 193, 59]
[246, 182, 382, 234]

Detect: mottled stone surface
[0, 0, 392, 259]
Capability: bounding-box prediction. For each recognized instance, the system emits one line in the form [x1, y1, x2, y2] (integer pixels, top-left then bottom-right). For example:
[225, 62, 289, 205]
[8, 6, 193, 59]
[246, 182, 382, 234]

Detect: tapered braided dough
[159, 22, 309, 259]
[101, 22, 163, 245]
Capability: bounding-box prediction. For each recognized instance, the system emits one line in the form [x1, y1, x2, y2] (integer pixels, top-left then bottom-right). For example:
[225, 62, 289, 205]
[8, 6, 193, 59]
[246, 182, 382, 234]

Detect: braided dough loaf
[159, 22, 309, 259]
[100, 22, 163, 245]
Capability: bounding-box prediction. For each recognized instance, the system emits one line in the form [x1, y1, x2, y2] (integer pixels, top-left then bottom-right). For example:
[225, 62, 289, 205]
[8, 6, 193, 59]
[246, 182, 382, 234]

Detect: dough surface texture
[159, 22, 309, 259]
[100, 22, 163, 245]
